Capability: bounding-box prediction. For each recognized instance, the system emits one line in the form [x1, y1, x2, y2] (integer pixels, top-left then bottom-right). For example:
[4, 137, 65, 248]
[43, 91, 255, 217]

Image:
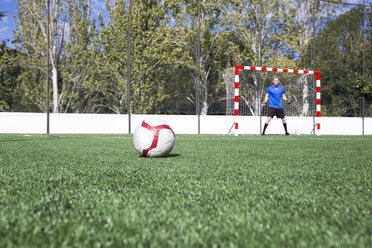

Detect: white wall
[0, 112, 371, 135]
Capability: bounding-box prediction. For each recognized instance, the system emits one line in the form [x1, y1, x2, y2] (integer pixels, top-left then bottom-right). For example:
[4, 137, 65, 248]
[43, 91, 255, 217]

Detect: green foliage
[0, 134, 371, 247]
[13, 0, 61, 113]
[0, 43, 42, 112]
[0, 44, 20, 111]
[100, 0, 188, 113]
[315, 6, 370, 116]
[1, 1, 371, 116]
[59, 0, 106, 113]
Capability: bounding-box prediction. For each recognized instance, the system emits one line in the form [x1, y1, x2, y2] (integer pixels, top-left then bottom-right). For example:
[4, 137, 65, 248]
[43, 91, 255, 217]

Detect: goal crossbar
[234, 65, 321, 135]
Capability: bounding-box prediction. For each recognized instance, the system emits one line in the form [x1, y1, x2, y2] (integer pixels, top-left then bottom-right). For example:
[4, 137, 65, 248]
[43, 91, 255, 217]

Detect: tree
[59, 0, 102, 113]
[14, 0, 68, 113]
[229, 0, 291, 116]
[13, 0, 101, 113]
[279, 0, 342, 116]
[99, 0, 198, 114]
[167, 0, 235, 115]
[0, 43, 20, 111]
[0, 43, 43, 112]
[316, 6, 368, 116]
[196, 0, 235, 115]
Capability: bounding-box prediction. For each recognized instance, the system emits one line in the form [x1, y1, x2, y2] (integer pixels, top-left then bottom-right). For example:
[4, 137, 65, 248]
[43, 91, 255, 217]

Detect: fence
[0, 1, 371, 124]
[1, 112, 371, 135]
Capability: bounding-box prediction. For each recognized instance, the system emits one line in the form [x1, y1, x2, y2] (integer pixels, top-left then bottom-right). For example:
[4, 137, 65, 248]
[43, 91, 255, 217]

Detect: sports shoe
[285, 132, 290, 135]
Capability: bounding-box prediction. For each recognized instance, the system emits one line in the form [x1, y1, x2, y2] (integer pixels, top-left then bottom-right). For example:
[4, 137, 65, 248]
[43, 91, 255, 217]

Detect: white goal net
[224, 66, 321, 135]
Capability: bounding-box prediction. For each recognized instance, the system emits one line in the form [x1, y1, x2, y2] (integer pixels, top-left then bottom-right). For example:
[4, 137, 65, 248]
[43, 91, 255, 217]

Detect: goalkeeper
[261, 76, 290, 135]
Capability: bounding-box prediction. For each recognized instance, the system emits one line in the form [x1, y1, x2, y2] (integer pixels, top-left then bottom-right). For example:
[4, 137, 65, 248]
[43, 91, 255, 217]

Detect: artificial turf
[0, 134, 371, 247]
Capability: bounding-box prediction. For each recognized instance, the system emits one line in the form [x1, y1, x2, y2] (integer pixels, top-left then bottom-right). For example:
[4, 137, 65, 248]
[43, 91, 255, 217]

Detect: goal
[224, 66, 321, 135]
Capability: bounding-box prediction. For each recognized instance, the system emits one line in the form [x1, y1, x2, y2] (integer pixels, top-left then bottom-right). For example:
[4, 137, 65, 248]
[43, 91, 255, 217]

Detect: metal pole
[362, 0, 365, 135]
[195, 45, 199, 133]
[197, 0, 201, 134]
[127, 0, 132, 134]
[46, 0, 50, 134]
[258, 41, 261, 133]
[258, 2, 262, 134]
[312, 0, 316, 134]
[195, 39, 198, 122]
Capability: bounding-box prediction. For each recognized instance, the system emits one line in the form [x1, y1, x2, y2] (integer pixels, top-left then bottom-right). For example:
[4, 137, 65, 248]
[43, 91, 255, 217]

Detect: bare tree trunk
[198, 77, 207, 115]
[252, 76, 259, 116]
[254, 79, 260, 116]
[302, 76, 309, 116]
[52, 64, 58, 113]
[201, 95, 208, 115]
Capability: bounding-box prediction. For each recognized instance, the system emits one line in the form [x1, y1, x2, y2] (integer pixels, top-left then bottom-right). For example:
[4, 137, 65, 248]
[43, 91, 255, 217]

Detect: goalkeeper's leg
[262, 117, 272, 135]
[278, 108, 289, 135]
[282, 118, 289, 135]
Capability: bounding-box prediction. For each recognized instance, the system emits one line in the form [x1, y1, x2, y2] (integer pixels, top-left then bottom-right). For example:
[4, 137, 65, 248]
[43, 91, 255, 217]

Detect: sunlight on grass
[0, 134, 371, 247]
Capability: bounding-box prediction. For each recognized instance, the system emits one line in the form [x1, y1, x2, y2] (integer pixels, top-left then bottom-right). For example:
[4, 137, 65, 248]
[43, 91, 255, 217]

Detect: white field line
[22, 134, 370, 141]
[23, 134, 131, 139]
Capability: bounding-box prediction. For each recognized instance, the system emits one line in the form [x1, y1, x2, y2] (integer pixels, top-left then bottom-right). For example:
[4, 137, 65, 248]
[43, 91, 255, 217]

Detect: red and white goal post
[234, 65, 321, 135]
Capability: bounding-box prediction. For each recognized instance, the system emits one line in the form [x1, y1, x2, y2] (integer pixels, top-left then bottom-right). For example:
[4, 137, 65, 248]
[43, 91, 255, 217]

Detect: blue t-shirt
[266, 85, 285, 108]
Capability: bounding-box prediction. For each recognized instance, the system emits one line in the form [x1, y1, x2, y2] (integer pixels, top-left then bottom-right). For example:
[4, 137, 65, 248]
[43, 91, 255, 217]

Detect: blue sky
[0, 0, 108, 47]
[1, 0, 371, 47]
[0, 0, 17, 42]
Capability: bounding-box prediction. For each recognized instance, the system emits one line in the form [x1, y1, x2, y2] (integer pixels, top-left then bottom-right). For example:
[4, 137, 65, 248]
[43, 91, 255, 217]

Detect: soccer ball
[133, 118, 175, 157]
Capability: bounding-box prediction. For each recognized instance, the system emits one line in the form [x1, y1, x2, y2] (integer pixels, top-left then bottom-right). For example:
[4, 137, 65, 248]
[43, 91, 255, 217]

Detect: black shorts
[267, 107, 285, 119]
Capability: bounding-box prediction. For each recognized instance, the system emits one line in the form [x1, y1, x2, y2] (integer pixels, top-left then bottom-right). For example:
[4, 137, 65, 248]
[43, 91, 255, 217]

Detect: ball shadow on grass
[139, 153, 181, 158]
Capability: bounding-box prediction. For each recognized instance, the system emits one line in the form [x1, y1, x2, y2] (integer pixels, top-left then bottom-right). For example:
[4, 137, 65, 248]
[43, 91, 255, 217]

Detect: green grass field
[0, 134, 371, 247]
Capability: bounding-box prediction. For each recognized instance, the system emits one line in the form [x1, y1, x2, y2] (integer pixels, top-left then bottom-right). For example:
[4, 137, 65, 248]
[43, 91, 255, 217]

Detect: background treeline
[0, 0, 371, 116]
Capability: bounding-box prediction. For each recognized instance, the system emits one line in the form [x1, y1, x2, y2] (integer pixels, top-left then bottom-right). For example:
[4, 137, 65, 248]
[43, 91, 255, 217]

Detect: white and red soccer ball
[133, 118, 175, 157]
